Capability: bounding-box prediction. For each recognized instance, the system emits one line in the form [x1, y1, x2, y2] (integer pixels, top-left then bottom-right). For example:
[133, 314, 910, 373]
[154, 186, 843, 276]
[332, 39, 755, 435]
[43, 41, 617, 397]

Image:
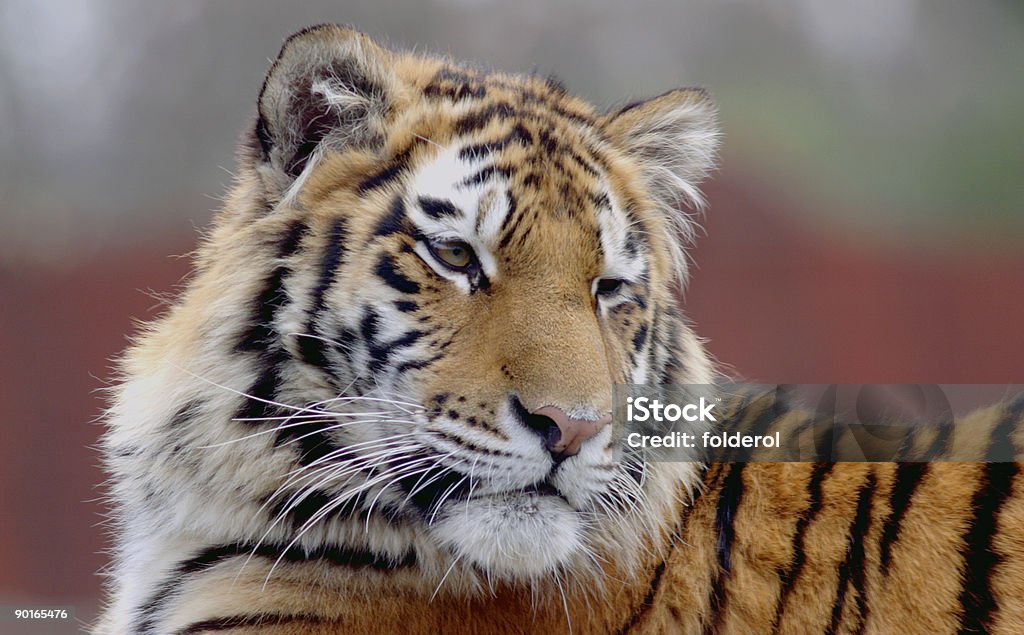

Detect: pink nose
[531, 406, 612, 457]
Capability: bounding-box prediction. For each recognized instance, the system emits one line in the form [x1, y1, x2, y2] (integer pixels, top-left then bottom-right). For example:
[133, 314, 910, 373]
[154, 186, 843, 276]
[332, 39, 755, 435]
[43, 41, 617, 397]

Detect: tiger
[95, 24, 1024, 634]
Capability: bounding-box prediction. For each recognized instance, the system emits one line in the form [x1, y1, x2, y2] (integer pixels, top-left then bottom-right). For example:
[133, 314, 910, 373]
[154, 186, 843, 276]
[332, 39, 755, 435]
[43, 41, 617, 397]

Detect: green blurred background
[1, 1, 1022, 631]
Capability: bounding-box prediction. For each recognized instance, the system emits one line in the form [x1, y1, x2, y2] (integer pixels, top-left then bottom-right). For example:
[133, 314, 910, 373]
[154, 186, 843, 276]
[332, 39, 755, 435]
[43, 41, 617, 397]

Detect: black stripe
[267, 487, 370, 530]
[773, 462, 835, 630]
[879, 463, 929, 576]
[461, 164, 512, 188]
[427, 67, 481, 86]
[633, 292, 648, 311]
[299, 218, 348, 367]
[924, 417, 953, 457]
[375, 253, 420, 295]
[279, 220, 310, 257]
[729, 388, 790, 461]
[567, 149, 599, 176]
[707, 463, 747, 630]
[521, 172, 542, 188]
[135, 541, 415, 634]
[236, 361, 283, 421]
[252, 114, 272, 159]
[538, 127, 561, 155]
[273, 419, 339, 467]
[358, 163, 404, 193]
[373, 196, 408, 237]
[234, 222, 313, 420]
[957, 462, 1019, 634]
[986, 396, 1024, 462]
[497, 207, 524, 251]
[359, 309, 380, 343]
[237, 265, 290, 353]
[454, 102, 516, 135]
[902, 384, 954, 460]
[631, 324, 649, 353]
[826, 471, 877, 635]
[850, 472, 878, 635]
[394, 455, 468, 516]
[613, 559, 667, 635]
[423, 67, 487, 101]
[458, 123, 534, 160]
[423, 79, 486, 101]
[418, 196, 460, 220]
[590, 191, 611, 209]
[544, 74, 567, 94]
[358, 142, 421, 194]
[394, 351, 444, 374]
[308, 218, 347, 318]
[369, 329, 428, 374]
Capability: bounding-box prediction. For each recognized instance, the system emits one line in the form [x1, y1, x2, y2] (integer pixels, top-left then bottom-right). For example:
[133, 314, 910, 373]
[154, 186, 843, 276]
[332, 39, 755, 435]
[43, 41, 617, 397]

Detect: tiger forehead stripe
[399, 143, 513, 286]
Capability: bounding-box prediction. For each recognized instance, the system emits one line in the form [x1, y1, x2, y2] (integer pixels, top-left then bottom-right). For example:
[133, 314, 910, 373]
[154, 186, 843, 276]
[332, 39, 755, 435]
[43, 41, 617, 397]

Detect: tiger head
[109, 24, 718, 589]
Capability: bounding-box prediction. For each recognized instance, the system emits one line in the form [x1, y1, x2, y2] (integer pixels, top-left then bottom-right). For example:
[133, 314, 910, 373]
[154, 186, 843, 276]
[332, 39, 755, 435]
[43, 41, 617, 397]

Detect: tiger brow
[418, 196, 461, 220]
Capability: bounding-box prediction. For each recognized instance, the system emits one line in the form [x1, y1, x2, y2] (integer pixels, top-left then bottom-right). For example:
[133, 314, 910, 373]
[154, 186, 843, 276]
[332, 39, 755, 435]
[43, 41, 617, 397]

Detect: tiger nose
[526, 406, 612, 457]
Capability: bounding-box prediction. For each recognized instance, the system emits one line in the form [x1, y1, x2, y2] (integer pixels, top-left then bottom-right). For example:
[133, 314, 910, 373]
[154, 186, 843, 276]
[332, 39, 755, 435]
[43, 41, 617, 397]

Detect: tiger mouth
[522, 480, 562, 498]
[469, 479, 574, 513]
[418, 476, 568, 505]
[484, 479, 566, 501]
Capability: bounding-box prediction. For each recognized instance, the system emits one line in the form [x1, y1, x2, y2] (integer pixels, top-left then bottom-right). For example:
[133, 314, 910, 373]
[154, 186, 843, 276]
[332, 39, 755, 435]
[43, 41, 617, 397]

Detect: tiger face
[108, 24, 718, 590]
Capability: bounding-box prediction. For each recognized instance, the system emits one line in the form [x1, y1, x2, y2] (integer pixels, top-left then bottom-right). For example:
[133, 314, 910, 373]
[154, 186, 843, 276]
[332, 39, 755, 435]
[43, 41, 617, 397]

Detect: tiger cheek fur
[96, 24, 1024, 635]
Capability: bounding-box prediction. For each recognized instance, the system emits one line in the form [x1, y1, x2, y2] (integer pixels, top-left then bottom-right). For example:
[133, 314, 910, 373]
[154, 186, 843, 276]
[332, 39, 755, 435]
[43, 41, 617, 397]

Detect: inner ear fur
[251, 24, 401, 187]
[601, 88, 719, 212]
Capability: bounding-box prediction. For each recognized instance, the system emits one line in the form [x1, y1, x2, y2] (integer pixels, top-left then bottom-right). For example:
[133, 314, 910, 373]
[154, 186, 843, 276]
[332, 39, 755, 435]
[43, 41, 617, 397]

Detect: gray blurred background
[1, 1, 1022, 631]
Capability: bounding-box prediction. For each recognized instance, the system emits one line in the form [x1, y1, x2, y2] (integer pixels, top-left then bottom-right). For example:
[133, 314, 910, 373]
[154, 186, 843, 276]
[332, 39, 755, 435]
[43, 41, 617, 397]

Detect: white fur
[430, 493, 582, 579]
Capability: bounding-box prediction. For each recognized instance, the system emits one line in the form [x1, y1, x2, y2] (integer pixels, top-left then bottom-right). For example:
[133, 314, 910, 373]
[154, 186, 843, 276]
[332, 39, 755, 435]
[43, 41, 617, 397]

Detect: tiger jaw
[405, 426, 627, 580]
[428, 486, 585, 579]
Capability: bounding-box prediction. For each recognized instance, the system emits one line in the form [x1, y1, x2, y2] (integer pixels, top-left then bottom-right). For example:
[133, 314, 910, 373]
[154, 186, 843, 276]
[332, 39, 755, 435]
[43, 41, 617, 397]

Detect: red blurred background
[1, 2, 1022, 630]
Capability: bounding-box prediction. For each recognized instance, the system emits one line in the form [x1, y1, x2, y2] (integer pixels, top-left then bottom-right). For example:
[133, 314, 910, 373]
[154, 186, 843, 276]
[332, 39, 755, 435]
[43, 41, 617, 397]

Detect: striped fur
[96, 25, 1023, 634]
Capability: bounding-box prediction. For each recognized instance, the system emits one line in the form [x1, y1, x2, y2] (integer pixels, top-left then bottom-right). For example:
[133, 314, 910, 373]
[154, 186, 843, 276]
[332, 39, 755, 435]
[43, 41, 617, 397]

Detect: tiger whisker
[279, 427, 439, 477]
[260, 442, 425, 521]
[170, 363, 350, 417]
[555, 570, 573, 635]
[463, 456, 481, 520]
[261, 456, 444, 588]
[260, 448, 421, 536]
[267, 435, 427, 507]
[199, 414, 418, 449]
[403, 457, 466, 507]
[246, 445, 430, 582]
[428, 473, 470, 526]
[430, 552, 465, 602]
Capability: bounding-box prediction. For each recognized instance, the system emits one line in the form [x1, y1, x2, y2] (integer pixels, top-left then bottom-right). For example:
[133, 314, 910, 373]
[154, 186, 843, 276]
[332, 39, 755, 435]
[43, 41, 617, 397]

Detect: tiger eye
[432, 241, 474, 270]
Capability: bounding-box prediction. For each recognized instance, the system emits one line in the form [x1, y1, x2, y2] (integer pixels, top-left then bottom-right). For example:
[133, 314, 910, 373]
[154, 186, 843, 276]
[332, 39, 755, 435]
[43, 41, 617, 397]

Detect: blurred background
[1, 0, 1022, 630]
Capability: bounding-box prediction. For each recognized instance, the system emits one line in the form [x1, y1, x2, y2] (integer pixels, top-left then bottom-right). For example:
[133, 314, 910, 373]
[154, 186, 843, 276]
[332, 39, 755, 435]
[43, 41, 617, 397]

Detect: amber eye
[428, 240, 476, 271]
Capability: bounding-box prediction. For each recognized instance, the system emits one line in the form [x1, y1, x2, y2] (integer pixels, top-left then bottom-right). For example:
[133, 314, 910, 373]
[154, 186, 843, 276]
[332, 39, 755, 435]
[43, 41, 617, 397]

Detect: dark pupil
[598, 279, 623, 295]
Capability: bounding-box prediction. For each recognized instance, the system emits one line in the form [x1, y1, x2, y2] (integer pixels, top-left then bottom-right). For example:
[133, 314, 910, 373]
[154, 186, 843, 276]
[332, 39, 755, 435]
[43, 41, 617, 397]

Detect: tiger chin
[96, 24, 1024, 635]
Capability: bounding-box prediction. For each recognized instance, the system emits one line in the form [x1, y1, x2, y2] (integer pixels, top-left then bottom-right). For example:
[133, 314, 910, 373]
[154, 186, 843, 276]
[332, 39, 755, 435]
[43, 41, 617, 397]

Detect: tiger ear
[601, 88, 719, 211]
[250, 24, 399, 186]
